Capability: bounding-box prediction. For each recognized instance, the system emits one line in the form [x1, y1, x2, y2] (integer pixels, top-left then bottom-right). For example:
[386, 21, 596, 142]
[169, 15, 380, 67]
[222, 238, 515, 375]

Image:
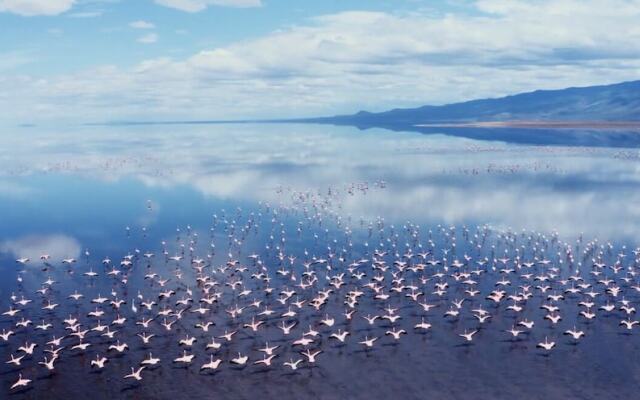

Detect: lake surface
[1, 123, 640, 399]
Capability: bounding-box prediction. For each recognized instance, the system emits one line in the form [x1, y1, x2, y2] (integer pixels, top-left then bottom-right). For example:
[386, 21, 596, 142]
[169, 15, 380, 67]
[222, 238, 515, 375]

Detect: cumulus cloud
[130, 20, 155, 29]
[0, 0, 75, 16]
[1, 0, 640, 124]
[1, 234, 81, 262]
[154, 0, 261, 12]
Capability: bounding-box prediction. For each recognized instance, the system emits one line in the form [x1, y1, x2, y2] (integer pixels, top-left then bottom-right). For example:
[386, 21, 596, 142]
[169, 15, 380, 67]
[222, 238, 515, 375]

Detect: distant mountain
[100, 80, 640, 147]
[306, 80, 640, 128]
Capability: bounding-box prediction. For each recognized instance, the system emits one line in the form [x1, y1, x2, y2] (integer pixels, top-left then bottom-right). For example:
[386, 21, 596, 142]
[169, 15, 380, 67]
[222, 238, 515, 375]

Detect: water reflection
[343, 123, 640, 147]
[0, 235, 81, 263]
[1, 123, 640, 243]
[1, 123, 640, 399]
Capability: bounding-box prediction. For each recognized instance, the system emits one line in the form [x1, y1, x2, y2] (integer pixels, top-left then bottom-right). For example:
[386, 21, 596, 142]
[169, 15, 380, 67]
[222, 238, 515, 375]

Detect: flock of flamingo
[1, 183, 639, 396]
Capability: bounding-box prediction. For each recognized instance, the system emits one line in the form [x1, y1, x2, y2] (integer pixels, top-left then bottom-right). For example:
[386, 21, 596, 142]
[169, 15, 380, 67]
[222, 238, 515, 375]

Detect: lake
[1, 123, 639, 399]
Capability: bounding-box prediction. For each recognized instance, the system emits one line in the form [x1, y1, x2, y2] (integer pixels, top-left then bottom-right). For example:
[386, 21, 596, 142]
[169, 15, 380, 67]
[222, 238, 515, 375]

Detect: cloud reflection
[0, 234, 81, 262]
[2, 124, 640, 242]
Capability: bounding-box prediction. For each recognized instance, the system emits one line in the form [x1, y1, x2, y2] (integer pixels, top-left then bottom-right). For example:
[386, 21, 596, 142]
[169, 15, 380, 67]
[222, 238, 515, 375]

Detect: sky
[1, 0, 640, 125]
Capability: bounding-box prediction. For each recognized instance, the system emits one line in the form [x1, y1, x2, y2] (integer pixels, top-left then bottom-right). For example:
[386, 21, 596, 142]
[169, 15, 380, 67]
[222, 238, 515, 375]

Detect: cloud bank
[1, 0, 640, 124]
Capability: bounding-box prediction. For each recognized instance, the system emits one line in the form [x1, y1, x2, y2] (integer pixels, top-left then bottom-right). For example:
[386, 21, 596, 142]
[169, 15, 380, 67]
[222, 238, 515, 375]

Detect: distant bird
[254, 354, 277, 367]
[38, 355, 57, 371]
[11, 374, 31, 390]
[537, 337, 556, 350]
[330, 330, 350, 342]
[141, 353, 160, 366]
[137, 332, 155, 344]
[201, 355, 222, 371]
[620, 319, 639, 330]
[459, 329, 478, 342]
[301, 349, 322, 363]
[414, 318, 432, 331]
[359, 336, 378, 348]
[506, 326, 524, 338]
[124, 366, 146, 381]
[564, 327, 585, 340]
[173, 351, 194, 365]
[179, 335, 197, 347]
[0, 329, 15, 341]
[109, 340, 128, 353]
[6, 354, 25, 366]
[18, 342, 37, 355]
[385, 328, 407, 340]
[91, 355, 108, 369]
[283, 358, 303, 370]
[258, 342, 279, 355]
[231, 353, 249, 365]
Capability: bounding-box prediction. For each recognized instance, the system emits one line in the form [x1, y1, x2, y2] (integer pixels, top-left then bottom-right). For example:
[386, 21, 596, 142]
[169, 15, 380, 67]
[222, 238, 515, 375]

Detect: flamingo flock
[2, 183, 640, 396]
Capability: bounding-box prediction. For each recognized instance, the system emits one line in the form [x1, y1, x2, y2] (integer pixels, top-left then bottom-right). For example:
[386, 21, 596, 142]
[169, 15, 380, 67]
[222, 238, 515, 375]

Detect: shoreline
[415, 121, 640, 130]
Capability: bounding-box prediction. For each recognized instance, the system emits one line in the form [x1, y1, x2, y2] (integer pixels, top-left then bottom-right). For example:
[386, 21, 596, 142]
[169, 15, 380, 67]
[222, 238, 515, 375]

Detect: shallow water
[1, 123, 640, 399]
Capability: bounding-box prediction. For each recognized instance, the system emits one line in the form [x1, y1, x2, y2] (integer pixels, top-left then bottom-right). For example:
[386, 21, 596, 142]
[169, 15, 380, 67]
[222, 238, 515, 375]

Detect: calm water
[1, 123, 640, 399]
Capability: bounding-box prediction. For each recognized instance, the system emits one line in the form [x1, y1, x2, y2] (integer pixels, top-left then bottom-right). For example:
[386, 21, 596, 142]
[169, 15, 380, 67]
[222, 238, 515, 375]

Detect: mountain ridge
[304, 80, 640, 128]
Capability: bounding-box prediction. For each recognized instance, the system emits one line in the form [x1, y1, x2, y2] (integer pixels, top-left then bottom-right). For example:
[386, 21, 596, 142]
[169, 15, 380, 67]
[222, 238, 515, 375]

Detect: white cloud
[130, 20, 155, 29]
[137, 32, 158, 44]
[155, 0, 261, 12]
[1, 234, 81, 262]
[1, 0, 640, 124]
[0, 0, 75, 16]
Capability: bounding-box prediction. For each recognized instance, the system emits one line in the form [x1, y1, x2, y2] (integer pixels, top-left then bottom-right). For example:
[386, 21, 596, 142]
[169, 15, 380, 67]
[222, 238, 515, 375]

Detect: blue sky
[1, 0, 639, 125]
[4, 1, 461, 75]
